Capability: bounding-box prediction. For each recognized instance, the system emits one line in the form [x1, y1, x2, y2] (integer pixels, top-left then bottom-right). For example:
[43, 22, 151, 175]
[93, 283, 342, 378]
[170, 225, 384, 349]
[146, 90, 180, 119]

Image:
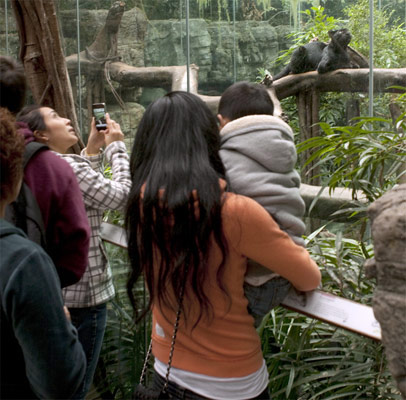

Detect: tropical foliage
[345, 0, 406, 69]
[298, 110, 406, 203]
[88, 244, 151, 400]
[259, 223, 402, 399]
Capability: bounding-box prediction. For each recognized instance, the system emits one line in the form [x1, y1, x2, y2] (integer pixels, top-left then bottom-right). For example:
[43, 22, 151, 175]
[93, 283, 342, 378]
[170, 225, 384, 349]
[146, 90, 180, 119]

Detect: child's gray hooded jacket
[219, 115, 306, 284]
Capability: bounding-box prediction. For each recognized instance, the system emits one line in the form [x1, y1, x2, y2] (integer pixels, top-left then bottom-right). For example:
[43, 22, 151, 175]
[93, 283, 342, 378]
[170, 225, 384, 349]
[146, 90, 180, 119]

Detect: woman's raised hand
[86, 117, 106, 155]
[104, 113, 124, 147]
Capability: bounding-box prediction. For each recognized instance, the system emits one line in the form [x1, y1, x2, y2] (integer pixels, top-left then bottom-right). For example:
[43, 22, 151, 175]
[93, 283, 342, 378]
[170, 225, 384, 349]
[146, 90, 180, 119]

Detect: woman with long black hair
[126, 91, 321, 400]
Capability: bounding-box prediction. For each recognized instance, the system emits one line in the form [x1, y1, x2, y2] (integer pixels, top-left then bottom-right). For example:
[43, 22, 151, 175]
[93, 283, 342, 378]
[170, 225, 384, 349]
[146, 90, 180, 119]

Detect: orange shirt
[152, 193, 319, 378]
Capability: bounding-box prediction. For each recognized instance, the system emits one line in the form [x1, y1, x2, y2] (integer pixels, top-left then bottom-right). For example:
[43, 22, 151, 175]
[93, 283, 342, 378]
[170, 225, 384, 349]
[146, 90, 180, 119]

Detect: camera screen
[93, 107, 106, 124]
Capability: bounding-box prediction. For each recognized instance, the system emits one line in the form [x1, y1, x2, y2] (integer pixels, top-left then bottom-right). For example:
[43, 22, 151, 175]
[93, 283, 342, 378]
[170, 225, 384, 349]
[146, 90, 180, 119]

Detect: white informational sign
[101, 222, 128, 248]
[281, 288, 381, 341]
[100, 222, 382, 341]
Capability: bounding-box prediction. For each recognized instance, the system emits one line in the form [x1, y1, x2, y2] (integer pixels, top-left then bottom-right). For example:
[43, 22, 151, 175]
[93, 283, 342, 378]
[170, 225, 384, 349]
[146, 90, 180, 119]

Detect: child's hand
[86, 117, 106, 155]
[104, 113, 124, 147]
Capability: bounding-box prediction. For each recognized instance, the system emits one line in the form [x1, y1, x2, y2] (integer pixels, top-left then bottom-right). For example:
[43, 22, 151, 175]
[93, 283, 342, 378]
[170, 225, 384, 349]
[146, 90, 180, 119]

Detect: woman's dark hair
[0, 108, 24, 202]
[126, 91, 228, 326]
[218, 81, 274, 121]
[16, 105, 46, 132]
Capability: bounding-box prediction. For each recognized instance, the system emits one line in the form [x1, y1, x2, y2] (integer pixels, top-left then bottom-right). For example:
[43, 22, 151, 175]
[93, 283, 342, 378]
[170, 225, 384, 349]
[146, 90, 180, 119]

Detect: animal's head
[107, 1, 125, 19]
[105, 1, 125, 31]
[328, 29, 352, 47]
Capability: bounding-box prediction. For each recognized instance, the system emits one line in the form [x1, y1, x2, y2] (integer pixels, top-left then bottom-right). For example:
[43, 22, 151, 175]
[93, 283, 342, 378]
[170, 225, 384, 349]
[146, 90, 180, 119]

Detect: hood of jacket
[0, 218, 26, 239]
[220, 114, 297, 174]
[16, 121, 35, 145]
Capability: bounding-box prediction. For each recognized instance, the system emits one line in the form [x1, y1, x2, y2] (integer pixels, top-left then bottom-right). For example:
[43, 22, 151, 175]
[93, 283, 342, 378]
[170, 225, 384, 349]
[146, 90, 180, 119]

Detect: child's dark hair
[218, 81, 274, 121]
[0, 56, 27, 115]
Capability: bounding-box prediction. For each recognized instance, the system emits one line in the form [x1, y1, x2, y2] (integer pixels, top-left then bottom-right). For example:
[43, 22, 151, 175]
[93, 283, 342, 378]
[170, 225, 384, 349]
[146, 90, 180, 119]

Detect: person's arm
[66, 115, 131, 211]
[24, 151, 90, 287]
[227, 195, 321, 291]
[5, 248, 86, 399]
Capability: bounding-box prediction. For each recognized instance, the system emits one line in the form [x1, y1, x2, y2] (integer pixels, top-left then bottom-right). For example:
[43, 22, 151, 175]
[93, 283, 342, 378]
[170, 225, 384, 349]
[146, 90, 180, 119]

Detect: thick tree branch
[272, 68, 406, 100]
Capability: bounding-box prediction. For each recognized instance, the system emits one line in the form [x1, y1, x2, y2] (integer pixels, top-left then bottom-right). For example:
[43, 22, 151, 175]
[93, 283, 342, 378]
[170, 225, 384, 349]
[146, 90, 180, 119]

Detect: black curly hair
[0, 107, 24, 204]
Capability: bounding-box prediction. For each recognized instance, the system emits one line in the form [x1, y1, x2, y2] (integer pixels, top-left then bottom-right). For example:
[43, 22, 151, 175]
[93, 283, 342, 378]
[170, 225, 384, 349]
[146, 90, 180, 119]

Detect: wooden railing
[100, 222, 381, 341]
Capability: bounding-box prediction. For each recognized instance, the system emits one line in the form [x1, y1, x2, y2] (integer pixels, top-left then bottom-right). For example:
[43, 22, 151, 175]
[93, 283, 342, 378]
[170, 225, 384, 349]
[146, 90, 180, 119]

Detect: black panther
[317, 28, 353, 73]
[273, 29, 355, 80]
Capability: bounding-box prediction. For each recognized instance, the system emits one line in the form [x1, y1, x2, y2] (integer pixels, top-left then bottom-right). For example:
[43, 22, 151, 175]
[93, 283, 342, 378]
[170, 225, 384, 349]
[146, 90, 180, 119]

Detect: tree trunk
[297, 88, 320, 186]
[11, 0, 82, 153]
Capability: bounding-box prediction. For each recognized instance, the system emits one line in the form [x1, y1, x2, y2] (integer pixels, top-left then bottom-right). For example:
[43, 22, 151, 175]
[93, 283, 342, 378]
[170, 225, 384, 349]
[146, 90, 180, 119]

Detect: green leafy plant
[259, 229, 402, 399]
[297, 103, 406, 204]
[89, 244, 151, 400]
[345, 0, 406, 68]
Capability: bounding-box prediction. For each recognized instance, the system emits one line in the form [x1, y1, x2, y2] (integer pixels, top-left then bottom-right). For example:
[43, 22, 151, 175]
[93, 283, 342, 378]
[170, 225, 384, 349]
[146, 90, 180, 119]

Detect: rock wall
[0, 5, 291, 133]
[145, 18, 291, 93]
[365, 184, 406, 399]
[1, 5, 292, 93]
[57, 7, 292, 94]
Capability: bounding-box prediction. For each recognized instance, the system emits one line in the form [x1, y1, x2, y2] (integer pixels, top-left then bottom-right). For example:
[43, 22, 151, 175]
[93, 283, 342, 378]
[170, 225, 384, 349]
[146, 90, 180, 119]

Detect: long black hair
[126, 91, 228, 326]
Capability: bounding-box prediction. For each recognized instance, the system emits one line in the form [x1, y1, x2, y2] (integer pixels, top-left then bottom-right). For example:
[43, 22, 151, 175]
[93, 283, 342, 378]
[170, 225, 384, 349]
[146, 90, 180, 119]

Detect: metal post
[369, 0, 374, 117]
[180, 0, 183, 63]
[185, 0, 190, 92]
[233, 0, 236, 82]
[76, 0, 83, 137]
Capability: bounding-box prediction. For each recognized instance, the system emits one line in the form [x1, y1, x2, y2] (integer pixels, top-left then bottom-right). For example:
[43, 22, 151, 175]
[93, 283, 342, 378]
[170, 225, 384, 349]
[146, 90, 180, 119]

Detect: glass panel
[1, 2, 405, 399]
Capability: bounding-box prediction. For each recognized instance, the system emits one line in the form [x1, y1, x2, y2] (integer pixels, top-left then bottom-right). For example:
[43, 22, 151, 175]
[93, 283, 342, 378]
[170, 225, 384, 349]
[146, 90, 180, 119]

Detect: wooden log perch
[66, 58, 200, 91]
[300, 183, 366, 221]
[272, 68, 406, 100]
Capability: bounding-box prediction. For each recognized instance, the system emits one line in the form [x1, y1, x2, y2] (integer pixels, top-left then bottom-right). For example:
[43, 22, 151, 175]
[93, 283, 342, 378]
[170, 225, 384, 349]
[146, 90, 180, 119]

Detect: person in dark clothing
[0, 107, 86, 399]
[0, 55, 90, 287]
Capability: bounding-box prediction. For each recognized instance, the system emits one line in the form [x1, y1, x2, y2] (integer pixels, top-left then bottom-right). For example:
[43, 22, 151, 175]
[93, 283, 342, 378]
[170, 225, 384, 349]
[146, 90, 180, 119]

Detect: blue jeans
[69, 303, 108, 400]
[244, 276, 291, 327]
[151, 371, 271, 399]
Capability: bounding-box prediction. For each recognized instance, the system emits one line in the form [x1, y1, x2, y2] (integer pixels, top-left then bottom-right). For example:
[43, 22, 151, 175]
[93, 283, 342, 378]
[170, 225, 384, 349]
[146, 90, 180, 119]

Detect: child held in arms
[218, 81, 306, 327]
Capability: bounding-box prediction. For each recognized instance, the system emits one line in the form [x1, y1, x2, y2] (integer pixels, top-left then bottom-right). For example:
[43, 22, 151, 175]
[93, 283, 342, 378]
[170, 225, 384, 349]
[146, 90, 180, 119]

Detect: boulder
[365, 184, 406, 399]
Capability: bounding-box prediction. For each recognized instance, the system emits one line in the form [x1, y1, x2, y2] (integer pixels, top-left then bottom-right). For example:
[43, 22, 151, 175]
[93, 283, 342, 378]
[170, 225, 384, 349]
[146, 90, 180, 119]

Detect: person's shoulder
[0, 219, 26, 242]
[0, 219, 44, 252]
[28, 149, 79, 180]
[221, 193, 278, 242]
[31, 148, 74, 169]
[59, 152, 90, 168]
[222, 192, 265, 217]
[0, 220, 54, 285]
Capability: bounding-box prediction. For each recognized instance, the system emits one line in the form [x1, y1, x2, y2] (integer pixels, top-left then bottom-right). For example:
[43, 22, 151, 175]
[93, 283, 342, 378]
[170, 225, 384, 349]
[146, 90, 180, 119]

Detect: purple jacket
[18, 122, 90, 287]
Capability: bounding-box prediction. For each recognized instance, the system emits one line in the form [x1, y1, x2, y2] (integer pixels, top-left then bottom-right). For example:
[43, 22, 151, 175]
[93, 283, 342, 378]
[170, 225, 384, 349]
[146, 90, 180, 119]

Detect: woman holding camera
[17, 105, 131, 400]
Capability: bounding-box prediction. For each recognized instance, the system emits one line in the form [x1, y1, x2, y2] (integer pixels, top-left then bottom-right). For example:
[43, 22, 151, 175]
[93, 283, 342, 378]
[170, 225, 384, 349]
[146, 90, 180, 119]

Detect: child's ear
[217, 114, 229, 129]
[33, 130, 49, 144]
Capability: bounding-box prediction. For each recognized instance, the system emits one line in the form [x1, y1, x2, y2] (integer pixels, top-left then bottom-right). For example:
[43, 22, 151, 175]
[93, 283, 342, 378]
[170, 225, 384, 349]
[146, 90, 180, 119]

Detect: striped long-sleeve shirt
[60, 141, 131, 307]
